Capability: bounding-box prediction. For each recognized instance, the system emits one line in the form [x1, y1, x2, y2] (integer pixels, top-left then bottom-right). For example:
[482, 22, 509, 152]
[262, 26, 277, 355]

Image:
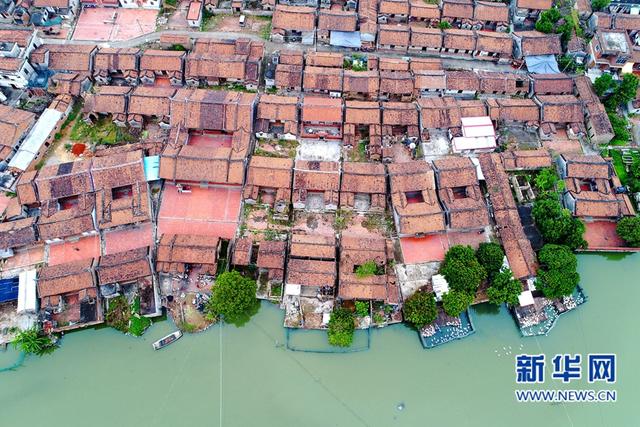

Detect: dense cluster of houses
[0, 0, 639, 342]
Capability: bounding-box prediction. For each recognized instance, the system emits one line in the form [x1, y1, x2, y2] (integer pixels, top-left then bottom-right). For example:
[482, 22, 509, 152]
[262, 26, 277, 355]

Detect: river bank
[1, 253, 637, 427]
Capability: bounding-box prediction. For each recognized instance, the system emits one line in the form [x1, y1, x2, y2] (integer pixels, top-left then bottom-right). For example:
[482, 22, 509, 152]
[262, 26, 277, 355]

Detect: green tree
[440, 245, 487, 294]
[438, 21, 451, 30]
[608, 113, 630, 144]
[355, 260, 382, 278]
[205, 271, 259, 326]
[616, 217, 640, 247]
[402, 291, 437, 329]
[12, 328, 58, 356]
[608, 74, 639, 110]
[487, 269, 522, 306]
[535, 19, 553, 33]
[535, 168, 560, 192]
[593, 73, 614, 98]
[536, 244, 580, 299]
[442, 290, 474, 317]
[328, 307, 355, 347]
[591, 0, 611, 11]
[354, 301, 369, 318]
[532, 195, 586, 250]
[475, 242, 505, 279]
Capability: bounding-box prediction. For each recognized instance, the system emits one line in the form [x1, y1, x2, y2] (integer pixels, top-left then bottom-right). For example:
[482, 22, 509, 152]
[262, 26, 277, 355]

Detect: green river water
[0, 253, 637, 427]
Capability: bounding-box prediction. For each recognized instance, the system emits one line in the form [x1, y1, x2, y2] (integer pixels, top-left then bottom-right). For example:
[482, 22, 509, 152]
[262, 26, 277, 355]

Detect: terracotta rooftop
[531, 73, 574, 95]
[170, 88, 256, 131]
[344, 101, 381, 125]
[38, 258, 95, 298]
[501, 149, 552, 171]
[94, 48, 140, 72]
[272, 5, 316, 32]
[486, 98, 539, 122]
[31, 44, 96, 72]
[382, 102, 418, 126]
[139, 49, 185, 72]
[537, 94, 583, 124]
[301, 96, 343, 123]
[418, 97, 486, 129]
[128, 86, 176, 117]
[515, 31, 562, 56]
[318, 10, 357, 32]
[96, 247, 151, 285]
[341, 162, 386, 195]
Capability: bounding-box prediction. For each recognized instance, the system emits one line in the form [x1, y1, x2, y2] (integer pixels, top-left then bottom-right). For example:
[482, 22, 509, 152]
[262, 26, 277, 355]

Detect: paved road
[41, 30, 520, 73]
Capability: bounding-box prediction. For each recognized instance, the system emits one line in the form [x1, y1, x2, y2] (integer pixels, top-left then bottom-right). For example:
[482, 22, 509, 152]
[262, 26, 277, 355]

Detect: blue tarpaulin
[144, 155, 160, 181]
[525, 55, 560, 74]
[330, 31, 361, 49]
[0, 277, 19, 303]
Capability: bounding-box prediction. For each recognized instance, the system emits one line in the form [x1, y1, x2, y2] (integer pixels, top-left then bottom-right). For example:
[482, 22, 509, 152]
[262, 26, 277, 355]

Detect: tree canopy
[536, 244, 580, 299]
[616, 217, 640, 247]
[532, 195, 586, 250]
[487, 269, 522, 306]
[328, 307, 355, 347]
[593, 73, 614, 98]
[591, 0, 611, 11]
[534, 168, 561, 193]
[440, 245, 487, 295]
[206, 271, 259, 326]
[403, 291, 437, 330]
[475, 242, 505, 280]
[442, 290, 474, 317]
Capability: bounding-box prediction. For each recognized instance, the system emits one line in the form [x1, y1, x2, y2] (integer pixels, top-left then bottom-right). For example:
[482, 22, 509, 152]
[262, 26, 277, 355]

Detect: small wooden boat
[152, 331, 182, 350]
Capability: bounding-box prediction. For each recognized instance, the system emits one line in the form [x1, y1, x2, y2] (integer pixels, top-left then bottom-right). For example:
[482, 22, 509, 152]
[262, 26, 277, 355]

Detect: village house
[156, 233, 220, 276]
[232, 237, 286, 294]
[127, 86, 176, 128]
[558, 154, 634, 220]
[93, 47, 140, 85]
[358, 0, 378, 50]
[382, 101, 419, 144]
[409, 0, 440, 26]
[588, 28, 634, 71]
[573, 75, 614, 145]
[414, 69, 447, 97]
[485, 97, 539, 127]
[16, 160, 97, 243]
[0, 103, 35, 167]
[300, 96, 343, 140]
[37, 258, 102, 331]
[529, 73, 574, 95]
[343, 101, 382, 160]
[96, 247, 159, 317]
[30, 44, 96, 73]
[442, 28, 477, 57]
[317, 9, 358, 46]
[338, 235, 398, 303]
[418, 97, 486, 133]
[0, 27, 40, 89]
[139, 49, 185, 86]
[433, 156, 489, 231]
[408, 27, 442, 53]
[243, 156, 294, 215]
[478, 71, 528, 95]
[475, 31, 513, 61]
[0, 216, 38, 254]
[343, 69, 380, 100]
[274, 50, 304, 92]
[479, 153, 537, 279]
[388, 160, 445, 236]
[303, 66, 344, 95]
[535, 94, 585, 139]
[185, 38, 264, 90]
[186, 1, 203, 28]
[90, 150, 152, 232]
[512, 31, 562, 59]
[445, 69, 480, 97]
[512, 0, 553, 27]
[292, 160, 340, 211]
[441, 0, 474, 28]
[378, 0, 410, 24]
[340, 162, 386, 213]
[82, 85, 132, 126]
[255, 94, 299, 140]
[501, 149, 552, 171]
[305, 51, 344, 68]
[48, 72, 91, 96]
[378, 24, 411, 52]
[271, 5, 317, 45]
[473, 1, 509, 31]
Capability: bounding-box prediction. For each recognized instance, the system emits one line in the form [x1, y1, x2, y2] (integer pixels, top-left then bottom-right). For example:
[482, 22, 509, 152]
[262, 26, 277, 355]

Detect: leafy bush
[402, 291, 437, 329]
[536, 244, 580, 299]
[355, 260, 382, 278]
[328, 307, 355, 347]
[129, 314, 151, 337]
[532, 195, 586, 250]
[487, 269, 522, 306]
[354, 301, 369, 318]
[591, 0, 611, 11]
[442, 290, 474, 317]
[475, 242, 505, 280]
[206, 271, 259, 325]
[12, 327, 58, 356]
[616, 217, 640, 247]
[440, 245, 486, 295]
[438, 21, 451, 30]
[534, 168, 560, 193]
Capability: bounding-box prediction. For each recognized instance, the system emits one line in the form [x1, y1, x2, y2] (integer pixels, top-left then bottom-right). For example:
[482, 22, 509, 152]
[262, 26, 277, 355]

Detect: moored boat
[152, 331, 183, 350]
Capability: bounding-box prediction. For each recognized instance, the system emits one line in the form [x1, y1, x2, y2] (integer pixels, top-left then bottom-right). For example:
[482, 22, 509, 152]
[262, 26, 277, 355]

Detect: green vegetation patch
[328, 307, 355, 347]
[70, 117, 134, 146]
